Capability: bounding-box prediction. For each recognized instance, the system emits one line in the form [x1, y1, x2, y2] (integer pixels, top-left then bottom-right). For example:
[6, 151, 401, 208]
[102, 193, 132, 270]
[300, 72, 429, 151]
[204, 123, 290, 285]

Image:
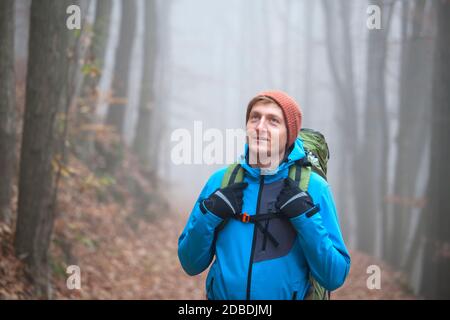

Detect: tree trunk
[81, 0, 112, 100]
[282, 0, 293, 91]
[355, 0, 393, 256]
[322, 0, 358, 247]
[148, 0, 171, 177]
[301, 0, 314, 118]
[76, 0, 112, 164]
[133, 0, 157, 168]
[388, 0, 433, 267]
[66, 0, 94, 112]
[106, 0, 137, 136]
[420, 0, 450, 300]
[14, 0, 74, 297]
[0, 0, 16, 224]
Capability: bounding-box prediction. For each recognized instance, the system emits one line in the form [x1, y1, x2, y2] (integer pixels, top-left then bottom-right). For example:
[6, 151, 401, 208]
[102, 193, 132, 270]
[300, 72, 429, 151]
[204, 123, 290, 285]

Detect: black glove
[200, 182, 248, 219]
[275, 178, 320, 218]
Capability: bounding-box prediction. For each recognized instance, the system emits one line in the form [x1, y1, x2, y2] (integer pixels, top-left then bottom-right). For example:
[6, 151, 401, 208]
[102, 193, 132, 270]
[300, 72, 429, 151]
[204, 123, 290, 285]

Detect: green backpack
[221, 128, 331, 300]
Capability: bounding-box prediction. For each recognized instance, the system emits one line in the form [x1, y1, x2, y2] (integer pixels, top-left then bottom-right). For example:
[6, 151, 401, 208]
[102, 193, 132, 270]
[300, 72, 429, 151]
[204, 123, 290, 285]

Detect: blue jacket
[178, 137, 351, 300]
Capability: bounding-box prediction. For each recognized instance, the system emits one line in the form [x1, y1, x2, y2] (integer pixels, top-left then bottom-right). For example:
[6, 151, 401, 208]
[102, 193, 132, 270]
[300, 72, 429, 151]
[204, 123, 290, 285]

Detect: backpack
[220, 128, 331, 300]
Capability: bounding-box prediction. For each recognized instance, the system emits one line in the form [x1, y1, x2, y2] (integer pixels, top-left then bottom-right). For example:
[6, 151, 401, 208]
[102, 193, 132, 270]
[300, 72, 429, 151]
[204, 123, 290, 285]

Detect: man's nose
[256, 117, 268, 131]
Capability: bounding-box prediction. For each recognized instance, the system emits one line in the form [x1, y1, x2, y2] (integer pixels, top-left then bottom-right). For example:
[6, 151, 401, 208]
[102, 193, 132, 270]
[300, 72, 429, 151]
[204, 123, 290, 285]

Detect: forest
[0, 0, 449, 299]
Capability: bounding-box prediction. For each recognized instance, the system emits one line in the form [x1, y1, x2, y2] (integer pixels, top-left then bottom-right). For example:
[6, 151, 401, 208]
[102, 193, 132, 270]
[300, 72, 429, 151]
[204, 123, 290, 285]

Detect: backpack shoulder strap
[221, 163, 244, 188]
[288, 159, 312, 191]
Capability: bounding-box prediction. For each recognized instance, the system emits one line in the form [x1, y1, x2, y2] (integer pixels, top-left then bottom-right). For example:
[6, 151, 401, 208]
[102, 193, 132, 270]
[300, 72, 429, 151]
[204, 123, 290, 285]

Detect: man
[178, 90, 350, 300]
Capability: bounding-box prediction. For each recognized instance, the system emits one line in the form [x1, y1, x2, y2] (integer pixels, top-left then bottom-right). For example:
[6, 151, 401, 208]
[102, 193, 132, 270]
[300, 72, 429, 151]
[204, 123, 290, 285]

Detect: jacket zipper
[261, 220, 269, 251]
[246, 175, 264, 300]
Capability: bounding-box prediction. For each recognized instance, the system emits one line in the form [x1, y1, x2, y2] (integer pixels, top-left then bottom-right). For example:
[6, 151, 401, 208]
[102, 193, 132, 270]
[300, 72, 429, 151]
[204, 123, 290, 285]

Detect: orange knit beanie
[246, 90, 303, 148]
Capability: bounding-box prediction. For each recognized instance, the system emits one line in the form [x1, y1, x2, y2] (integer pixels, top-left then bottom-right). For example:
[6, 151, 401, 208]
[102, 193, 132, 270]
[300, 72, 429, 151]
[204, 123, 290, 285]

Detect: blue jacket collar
[237, 137, 306, 183]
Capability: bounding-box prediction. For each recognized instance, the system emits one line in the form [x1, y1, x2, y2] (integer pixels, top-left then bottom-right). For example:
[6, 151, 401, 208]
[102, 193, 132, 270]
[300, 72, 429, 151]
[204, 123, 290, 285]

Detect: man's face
[246, 102, 288, 168]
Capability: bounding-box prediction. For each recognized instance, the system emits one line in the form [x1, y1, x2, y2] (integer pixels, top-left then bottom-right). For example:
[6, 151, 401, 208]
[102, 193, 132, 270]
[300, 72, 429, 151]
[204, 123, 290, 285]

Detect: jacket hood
[238, 137, 306, 181]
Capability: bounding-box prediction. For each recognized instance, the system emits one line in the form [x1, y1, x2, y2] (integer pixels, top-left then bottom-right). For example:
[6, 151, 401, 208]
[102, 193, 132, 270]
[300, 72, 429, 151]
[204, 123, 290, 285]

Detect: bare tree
[14, 0, 75, 297]
[355, 0, 395, 256]
[133, 0, 158, 167]
[82, 0, 112, 101]
[419, 0, 450, 300]
[321, 0, 358, 248]
[388, 0, 433, 267]
[148, 0, 171, 178]
[302, 0, 314, 116]
[0, 0, 16, 224]
[282, 0, 294, 91]
[106, 0, 137, 136]
[66, 1, 95, 111]
[77, 0, 113, 163]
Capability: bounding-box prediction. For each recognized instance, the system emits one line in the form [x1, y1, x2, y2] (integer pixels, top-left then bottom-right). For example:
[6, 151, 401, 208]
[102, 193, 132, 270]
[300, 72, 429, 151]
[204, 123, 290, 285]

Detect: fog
[6, 0, 448, 299]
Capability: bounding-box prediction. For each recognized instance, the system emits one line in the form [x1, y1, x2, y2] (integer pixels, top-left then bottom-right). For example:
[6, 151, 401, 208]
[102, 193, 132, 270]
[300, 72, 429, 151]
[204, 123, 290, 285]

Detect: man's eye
[271, 118, 280, 124]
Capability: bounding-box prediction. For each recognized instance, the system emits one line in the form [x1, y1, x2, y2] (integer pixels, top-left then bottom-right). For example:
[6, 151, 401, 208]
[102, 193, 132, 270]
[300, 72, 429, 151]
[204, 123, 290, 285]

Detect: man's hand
[275, 178, 320, 218]
[200, 182, 248, 219]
